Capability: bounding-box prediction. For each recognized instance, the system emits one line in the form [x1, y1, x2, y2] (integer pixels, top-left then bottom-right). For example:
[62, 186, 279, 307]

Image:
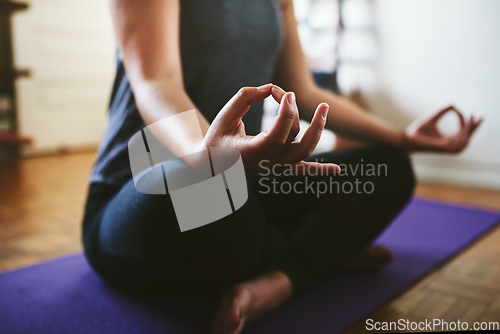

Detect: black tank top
[91, 0, 284, 186]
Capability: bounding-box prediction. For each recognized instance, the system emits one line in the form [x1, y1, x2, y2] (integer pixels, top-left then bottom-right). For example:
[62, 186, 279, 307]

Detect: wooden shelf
[0, 1, 28, 13]
[0, 68, 30, 82]
[0, 130, 32, 147]
[0, 0, 30, 154]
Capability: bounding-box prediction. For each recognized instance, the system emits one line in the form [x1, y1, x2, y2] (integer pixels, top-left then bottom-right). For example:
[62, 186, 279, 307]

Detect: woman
[83, 1, 481, 333]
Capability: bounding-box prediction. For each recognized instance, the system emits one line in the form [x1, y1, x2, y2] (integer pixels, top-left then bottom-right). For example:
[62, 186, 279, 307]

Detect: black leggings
[82, 147, 415, 296]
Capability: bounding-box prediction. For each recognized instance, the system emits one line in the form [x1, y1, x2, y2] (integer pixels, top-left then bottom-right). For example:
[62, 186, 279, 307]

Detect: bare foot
[211, 270, 293, 334]
[340, 245, 394, 273]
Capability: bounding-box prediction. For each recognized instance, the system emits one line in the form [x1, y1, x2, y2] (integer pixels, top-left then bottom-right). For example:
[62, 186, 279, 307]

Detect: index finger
[431, 105, 465, 127]
[214, 84, 273, 130]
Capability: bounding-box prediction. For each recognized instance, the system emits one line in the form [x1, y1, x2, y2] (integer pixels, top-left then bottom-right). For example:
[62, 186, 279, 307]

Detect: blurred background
[276, 0, 500, 190]
[0, 0, 114, 156]
[1, 0, 499, 328]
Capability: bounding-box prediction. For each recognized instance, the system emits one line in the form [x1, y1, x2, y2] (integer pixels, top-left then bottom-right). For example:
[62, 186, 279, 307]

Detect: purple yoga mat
[1, 198, 499, 334]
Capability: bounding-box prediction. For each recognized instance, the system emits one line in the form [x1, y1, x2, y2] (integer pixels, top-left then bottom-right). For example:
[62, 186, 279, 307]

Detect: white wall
[361, 0, 500, 189]
[12, 0, 115, 155]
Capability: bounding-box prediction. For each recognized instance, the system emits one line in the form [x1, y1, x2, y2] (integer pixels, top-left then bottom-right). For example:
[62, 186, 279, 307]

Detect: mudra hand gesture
[203, 84, 340, 174]
[404, 105, 482, 152]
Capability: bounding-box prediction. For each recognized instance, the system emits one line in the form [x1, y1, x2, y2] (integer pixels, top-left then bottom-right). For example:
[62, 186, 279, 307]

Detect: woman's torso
[91, 0, 284, 186]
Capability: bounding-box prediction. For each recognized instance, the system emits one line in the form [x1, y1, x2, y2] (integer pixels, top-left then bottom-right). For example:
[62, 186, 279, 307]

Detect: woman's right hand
[203, 84, 340, 174]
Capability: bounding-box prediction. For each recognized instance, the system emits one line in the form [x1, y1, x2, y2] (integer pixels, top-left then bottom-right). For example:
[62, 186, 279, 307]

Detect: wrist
[385, 127, 408, 150]
[400, 130, 416, 151]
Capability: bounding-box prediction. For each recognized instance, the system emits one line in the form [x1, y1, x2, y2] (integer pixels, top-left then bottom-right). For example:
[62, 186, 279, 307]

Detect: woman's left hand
[403, 105, 483, 152]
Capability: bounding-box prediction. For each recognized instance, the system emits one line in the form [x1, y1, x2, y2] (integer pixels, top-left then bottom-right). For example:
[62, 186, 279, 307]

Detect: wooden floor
[1, 152, 499, 331]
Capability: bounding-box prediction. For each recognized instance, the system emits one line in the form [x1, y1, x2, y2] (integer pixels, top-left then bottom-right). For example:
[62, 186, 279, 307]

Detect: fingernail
[287, 92, 296, 105]
[321, 104, 329, 120]
[257, 83, 271, 91]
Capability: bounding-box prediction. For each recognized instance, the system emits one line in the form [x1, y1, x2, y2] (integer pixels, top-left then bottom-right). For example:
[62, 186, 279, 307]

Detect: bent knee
[379, 148, 416, 206]
[390, 148, 415, 192]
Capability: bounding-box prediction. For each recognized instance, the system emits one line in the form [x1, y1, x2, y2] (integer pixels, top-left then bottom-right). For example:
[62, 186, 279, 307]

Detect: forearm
[134, 79, 208, 130]
[132, 79, 209, 157]
[299, 86, 405, 148]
